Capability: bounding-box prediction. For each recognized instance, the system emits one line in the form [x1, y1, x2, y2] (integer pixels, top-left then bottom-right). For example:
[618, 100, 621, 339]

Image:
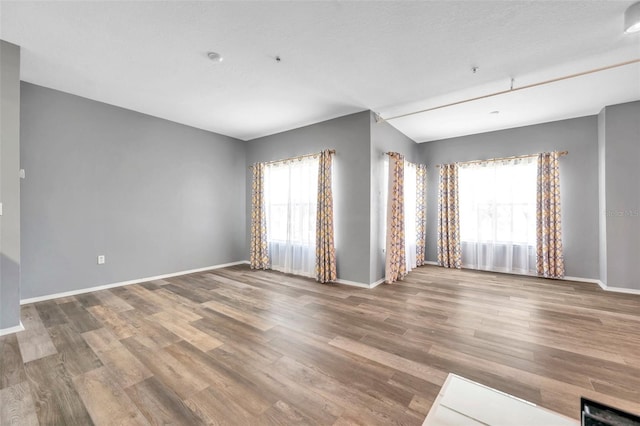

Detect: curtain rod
[384, 151, 426, 168]
[376, 58, 640, 123]
[249, 149, 335, 169]
[435, 151, 568, 168]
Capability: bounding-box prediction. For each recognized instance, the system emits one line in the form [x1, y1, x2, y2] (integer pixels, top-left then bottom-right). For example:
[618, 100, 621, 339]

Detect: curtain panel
[416, 164, 428, 266]
[316, 150, 337, 283]
[437, 163, 462, 269]
[385, 153, 407, 283]
[536, 152, 565, 278]
[250, 162, 270, 269]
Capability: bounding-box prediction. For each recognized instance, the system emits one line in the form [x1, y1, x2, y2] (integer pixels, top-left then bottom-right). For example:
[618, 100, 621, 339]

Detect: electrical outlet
[97, 255, 105, 265]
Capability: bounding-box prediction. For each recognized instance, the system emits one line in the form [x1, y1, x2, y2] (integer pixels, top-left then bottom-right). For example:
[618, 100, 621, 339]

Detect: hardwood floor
[2, 264, 640, 425]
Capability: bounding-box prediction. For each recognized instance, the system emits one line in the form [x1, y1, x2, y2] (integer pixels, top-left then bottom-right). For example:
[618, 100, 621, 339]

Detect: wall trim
[334, 278, 371, 289]
[361, 263, 439, 289]
[422, 263, 640, 295]
[563, 276, 606, 290]
[0, 321, 24, 337]
[565, 276, 640, 295]
[18, 259, 638, 307]
[20, 260, 248, 305]
[370, 278, 385, 288]
[335, 278, 385, 289]
[603, 285, 640, 295]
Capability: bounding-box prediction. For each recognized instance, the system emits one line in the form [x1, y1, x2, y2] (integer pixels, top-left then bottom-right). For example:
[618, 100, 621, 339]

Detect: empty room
[1, 1, 640, 425]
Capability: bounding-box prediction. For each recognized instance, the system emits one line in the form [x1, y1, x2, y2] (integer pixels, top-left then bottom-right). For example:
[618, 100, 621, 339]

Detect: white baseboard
[561, 276, 640, 295]
[18, 258, 639, 306]
[364, 262, 439, 289]
[602, 285, 640, 295]
[0, 321, 24, 336]
[335, 278, 385, 289]
[20, 260, 248, 305]
[334, 278, 371, 289]
[370, 278, 385, 288]
[421, 263, 640, 295]
[250, 262, 640, 295]
[563, 276, 606, 290]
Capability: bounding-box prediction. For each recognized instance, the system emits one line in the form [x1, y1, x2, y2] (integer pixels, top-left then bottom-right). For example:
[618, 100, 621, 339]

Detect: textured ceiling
[1, 1, 639, 142]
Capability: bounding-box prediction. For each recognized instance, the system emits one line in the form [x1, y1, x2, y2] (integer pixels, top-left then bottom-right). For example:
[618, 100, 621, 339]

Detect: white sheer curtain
[458, 158, 537, 275]
[264, 157, 319, 277]
[404, 162, 418, 273]
[383, 158, 418, 274]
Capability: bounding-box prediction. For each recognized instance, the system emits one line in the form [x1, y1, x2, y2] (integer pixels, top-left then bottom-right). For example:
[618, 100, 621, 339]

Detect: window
[458, 158, 537, 274]
[404, 161, 418, 270]
[264, 156, 319, 277]
[383, 158, 420, 273]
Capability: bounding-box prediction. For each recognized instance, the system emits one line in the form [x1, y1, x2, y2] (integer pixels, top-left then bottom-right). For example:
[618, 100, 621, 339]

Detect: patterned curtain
[250, 163, 270, 269]
[416, 164, 428, 266]
[316, 150, 337, 283]
[437, 163, 462, 268]
[385, 153, 407, 283]
[536, 152, 565, 278]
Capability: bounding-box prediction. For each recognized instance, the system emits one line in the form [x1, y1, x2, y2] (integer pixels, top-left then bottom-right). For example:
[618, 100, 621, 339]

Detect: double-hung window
[458, 158, 537, 274]
[264, 156, 319, 277]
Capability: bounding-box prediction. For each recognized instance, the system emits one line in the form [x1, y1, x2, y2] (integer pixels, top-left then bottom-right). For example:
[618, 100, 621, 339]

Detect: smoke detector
[207, 52, 223, 63]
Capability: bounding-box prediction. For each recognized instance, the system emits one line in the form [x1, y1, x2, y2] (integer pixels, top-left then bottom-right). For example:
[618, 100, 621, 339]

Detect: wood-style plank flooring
[2, 264, 640, 425]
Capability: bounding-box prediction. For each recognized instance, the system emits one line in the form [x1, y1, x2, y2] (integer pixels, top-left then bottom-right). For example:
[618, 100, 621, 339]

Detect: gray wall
[246, 111, 372, 284]
[20, 83, 246, 299]
[369, 112, 418, 283]
[14, 78, 640, 300]
[418, 116, 600, 280]
[0, 41, 21, 329]
[601, 101, 640, 290]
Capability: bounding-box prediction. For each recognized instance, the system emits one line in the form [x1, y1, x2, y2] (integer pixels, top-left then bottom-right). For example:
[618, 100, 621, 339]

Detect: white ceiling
[1, 1, 639, 142]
